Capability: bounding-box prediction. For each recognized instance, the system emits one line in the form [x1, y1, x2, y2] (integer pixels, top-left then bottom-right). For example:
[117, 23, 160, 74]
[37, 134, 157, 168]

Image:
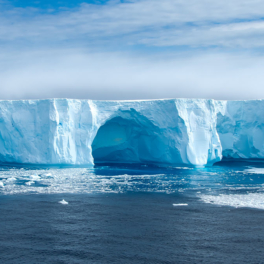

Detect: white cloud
[1, 0, 264, 48]
[1, 1, 264, 100]
[1, 48, 264, 100]
[138, 21, 264, 48]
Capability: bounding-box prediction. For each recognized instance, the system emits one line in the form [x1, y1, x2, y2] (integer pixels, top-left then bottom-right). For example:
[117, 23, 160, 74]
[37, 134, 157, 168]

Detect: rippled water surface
[1, 161, 264, 263]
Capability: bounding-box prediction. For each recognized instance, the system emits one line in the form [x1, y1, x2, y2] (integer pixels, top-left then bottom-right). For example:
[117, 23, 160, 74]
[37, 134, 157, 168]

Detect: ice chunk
[6, 177, 16, 182]
[59, 199, 68, 205]
[30, 175, 41, 181]
[43, 173, 52, 177]
[25, 181, 35, 185]
[200, 193, 264, 210]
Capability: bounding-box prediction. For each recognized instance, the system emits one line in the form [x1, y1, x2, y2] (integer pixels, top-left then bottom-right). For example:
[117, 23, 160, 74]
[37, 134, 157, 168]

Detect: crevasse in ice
[0, 98, 262, 166]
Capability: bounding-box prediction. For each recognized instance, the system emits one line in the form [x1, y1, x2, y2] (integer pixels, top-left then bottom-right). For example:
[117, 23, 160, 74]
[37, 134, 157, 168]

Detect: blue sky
[1, 0, 264, 100]
[2, 0, 108, 9]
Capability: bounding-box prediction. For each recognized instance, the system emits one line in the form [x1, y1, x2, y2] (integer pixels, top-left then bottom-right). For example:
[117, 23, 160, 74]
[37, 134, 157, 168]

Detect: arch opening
[91, 111, 172, 166]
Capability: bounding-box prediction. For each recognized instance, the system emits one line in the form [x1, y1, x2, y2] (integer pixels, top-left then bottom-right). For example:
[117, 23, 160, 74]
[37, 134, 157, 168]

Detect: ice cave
[91, 111, 170, 165]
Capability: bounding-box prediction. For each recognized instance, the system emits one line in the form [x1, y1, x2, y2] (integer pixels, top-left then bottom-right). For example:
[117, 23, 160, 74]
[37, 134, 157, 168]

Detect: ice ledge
[0, 98, 263, 167]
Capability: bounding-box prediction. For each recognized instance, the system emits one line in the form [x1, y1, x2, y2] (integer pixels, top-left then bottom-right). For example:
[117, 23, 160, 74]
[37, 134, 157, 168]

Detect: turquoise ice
[0, 98, 262, 166]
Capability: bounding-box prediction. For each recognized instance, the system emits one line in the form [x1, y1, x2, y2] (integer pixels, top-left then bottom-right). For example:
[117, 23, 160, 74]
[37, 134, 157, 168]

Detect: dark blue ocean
[1, 161, 264, 263]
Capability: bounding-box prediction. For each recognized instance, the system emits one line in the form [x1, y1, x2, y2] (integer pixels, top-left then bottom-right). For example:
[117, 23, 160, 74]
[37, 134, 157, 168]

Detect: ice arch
[91, 109, 184, 165]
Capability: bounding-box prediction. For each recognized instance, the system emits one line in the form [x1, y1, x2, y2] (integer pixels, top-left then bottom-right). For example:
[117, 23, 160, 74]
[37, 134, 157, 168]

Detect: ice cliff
[0, 98, 263, 167]
[216, 100, 264, 160]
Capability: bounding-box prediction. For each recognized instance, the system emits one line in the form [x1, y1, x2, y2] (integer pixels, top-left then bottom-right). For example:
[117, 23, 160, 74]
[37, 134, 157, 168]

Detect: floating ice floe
[25, 181, 35, 186]
[0, 181, 4, 188]
[244, 168, 264, 175]
[59, 199, 68, 205]
[6, 177, 16, 182]
[43, 173, 52, 177]
[30, 175, 41, 180]
[173, 203, 188, 206]
[200, 193, 264, 210]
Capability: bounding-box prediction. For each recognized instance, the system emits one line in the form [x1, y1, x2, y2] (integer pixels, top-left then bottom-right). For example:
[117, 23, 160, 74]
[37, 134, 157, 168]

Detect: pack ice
[0, 98, 262, 167]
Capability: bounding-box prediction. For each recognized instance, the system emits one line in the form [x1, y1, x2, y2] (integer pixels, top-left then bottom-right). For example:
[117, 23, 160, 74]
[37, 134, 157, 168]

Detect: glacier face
[0, 99, 94, 165]
[216, 100, 264, 160]
[90, 99, 221, 166]
[0, 98, 262, 167]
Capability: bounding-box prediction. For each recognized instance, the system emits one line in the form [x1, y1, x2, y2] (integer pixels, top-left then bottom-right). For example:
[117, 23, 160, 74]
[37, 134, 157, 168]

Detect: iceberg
[59, 199, 68, 205]
[0, 98, 262, 167]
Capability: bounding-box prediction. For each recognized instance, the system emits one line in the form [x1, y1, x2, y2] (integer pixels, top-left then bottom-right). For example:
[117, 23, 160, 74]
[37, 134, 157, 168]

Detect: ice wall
[0, 99, 93, 164]
[1, 98, 263, 166]
[0, 98, 222, 166]
[216, 100, 264, 159]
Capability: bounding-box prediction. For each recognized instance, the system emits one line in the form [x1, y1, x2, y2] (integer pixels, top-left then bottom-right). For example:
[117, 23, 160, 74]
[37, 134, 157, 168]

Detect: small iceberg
[6, 177, 16, 182]
[25, 181, 35, 186]
[30, 175, 41, 181]
[59, 199, 68, 205]
[43, 173, 52, 177]
[173, 203, 188, 206]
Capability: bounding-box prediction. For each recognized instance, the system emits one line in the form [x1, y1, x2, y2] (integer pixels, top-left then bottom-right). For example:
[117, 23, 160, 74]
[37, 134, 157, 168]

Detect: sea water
[1, 161, 264, 263]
